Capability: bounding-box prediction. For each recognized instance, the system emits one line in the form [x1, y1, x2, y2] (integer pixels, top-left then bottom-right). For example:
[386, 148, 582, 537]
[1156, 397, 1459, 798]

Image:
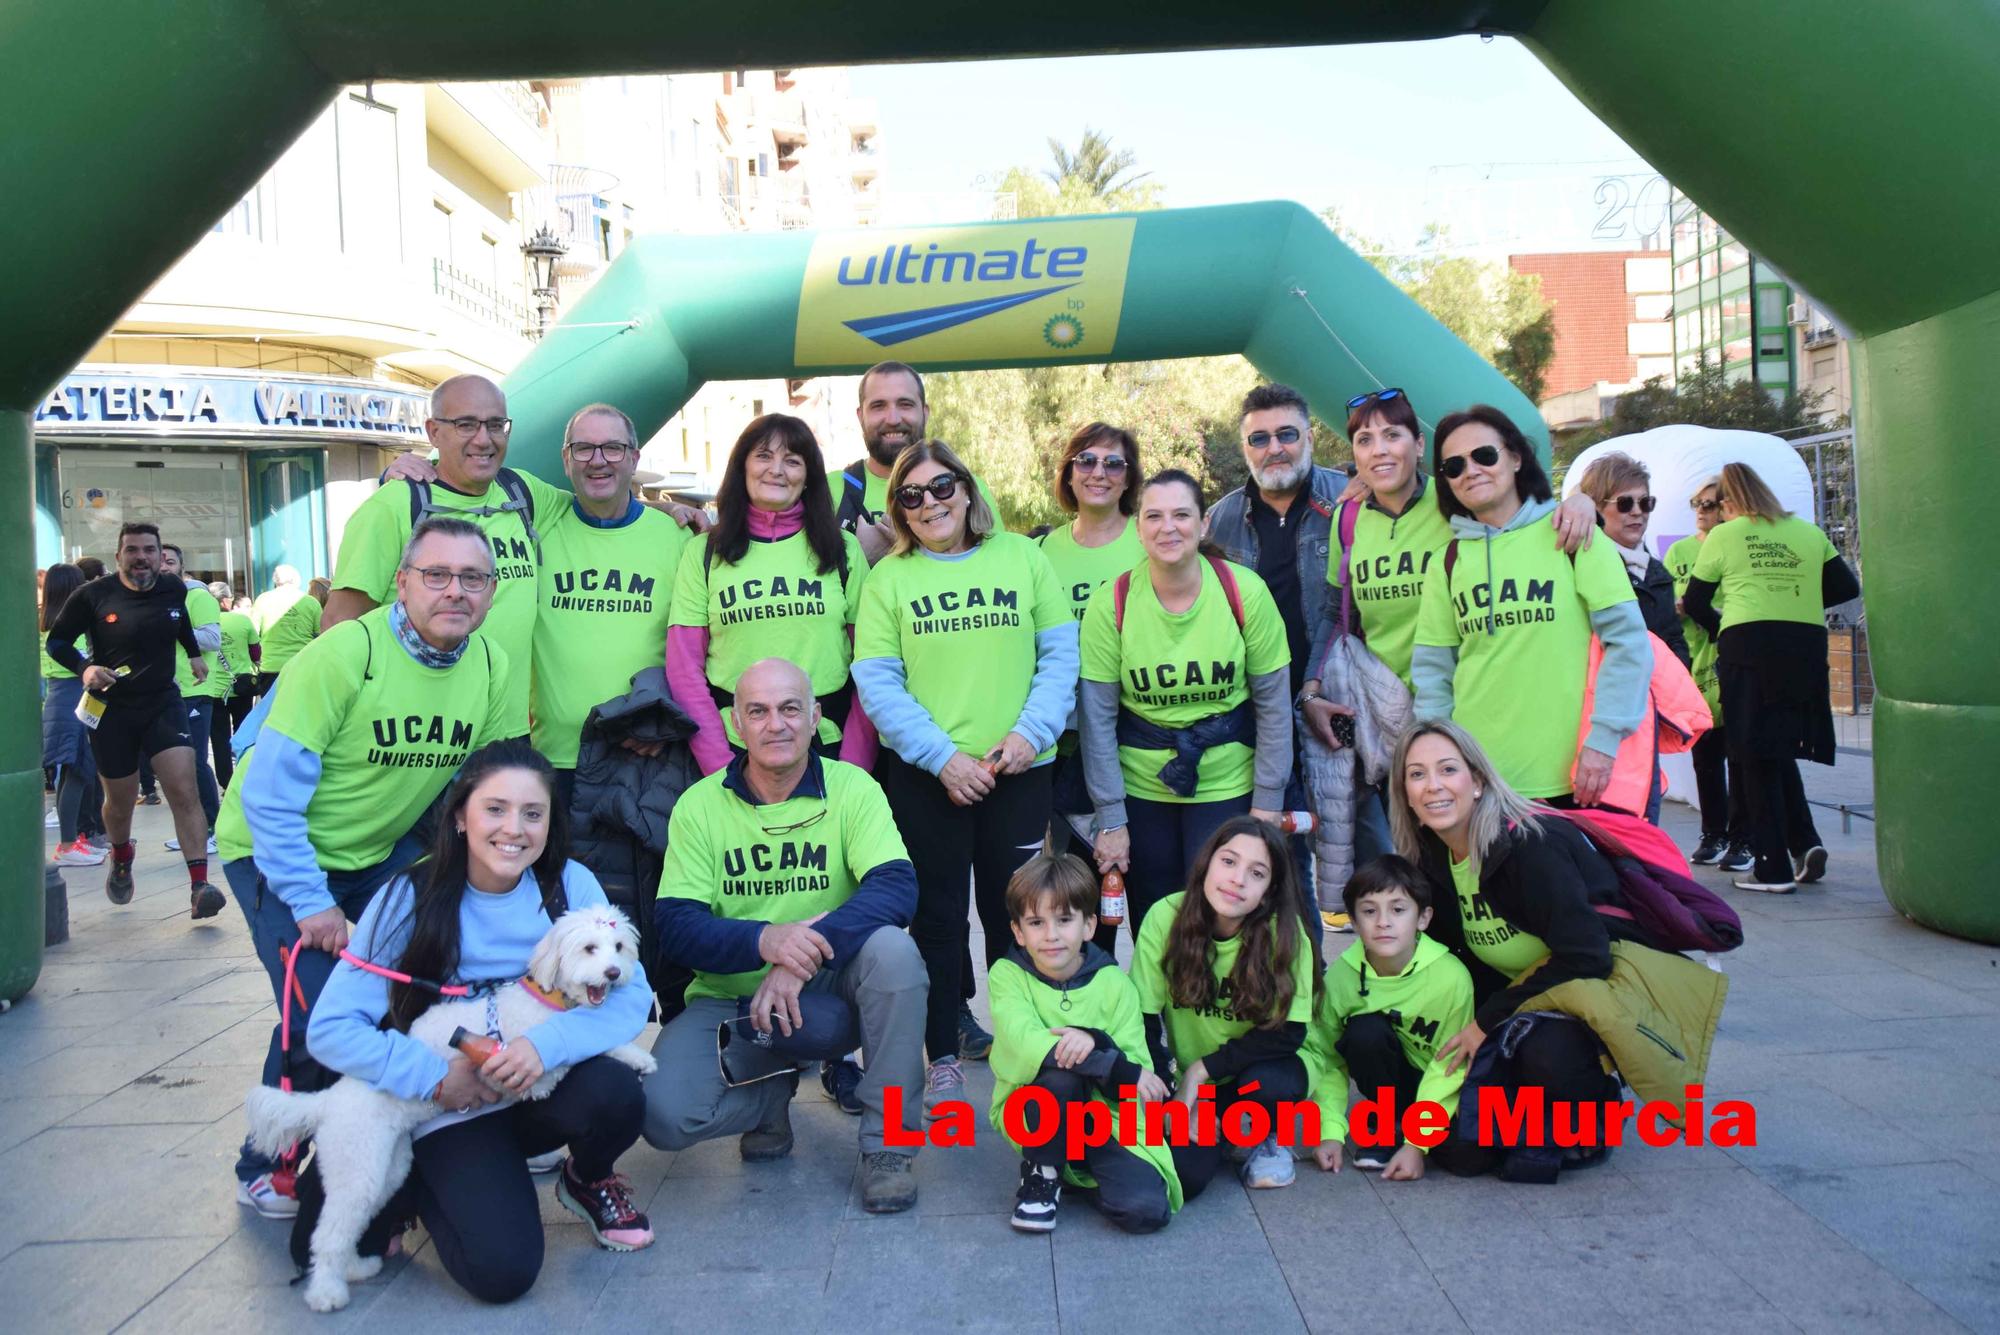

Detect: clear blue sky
[853, 37, 1665, 255]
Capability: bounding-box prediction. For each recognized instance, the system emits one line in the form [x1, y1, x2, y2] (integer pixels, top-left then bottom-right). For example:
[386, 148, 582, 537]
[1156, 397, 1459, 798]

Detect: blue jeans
[185, 696, 218, 829]
[225, 832, 425, 1180]
[1354, 781, 1395, 866]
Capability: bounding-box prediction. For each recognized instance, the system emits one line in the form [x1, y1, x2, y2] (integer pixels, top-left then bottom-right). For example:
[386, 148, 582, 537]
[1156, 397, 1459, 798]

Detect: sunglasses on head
[894, 475, 961, 509]
[1438, 443, 1502, 480]
[1612, 494, 1658, 514]
[1346, 387, 1406, 410]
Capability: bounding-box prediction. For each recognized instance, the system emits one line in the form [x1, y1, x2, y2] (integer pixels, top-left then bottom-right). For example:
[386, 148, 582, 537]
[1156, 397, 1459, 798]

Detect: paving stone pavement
[7, 753, 1999, 1333]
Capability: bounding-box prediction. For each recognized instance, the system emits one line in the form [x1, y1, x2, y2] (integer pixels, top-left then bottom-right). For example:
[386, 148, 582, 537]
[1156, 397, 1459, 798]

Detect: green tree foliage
[1552, 354, 1832, 474]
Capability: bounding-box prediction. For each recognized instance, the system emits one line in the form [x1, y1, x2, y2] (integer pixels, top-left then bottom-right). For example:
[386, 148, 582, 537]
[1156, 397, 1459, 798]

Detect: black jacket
[570, 667, 703, 944]
[1629, 554, 1693, 668]
[1419, 817, 1663, 1032]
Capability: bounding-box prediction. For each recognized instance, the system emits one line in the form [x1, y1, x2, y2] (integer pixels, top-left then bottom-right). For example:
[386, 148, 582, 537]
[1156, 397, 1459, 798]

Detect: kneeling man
[645, 658, 927, 1212]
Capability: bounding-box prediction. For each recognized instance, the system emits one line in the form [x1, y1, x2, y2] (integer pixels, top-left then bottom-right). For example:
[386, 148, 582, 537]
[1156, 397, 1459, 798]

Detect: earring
[455, 825, 465, 835]
[1472, 789, 1483, 800]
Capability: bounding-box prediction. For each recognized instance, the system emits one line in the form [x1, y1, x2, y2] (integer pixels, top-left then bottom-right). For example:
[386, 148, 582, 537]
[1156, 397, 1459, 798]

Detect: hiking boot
[190, 881, 227, 919]
[1718, 843, 1754, 874]
[236, 1169, 300, 1219]
[554, 1160, 654, 1250]
[105, 858, 135, 905]
[1732, 876, 1796, 894]
[1688, 835, 1728, 866]
[1240, 1135, 1296, 1189]
[740, 1093, 795, 1162]
[1793, 845, 1829, 885]
[923, 1056, 965, 1118]
[861, 1151, 917, 1214]
[957, 1003, 993, 1061]
[1011, 1161, 1062, 1232]
[820, 1057, 864, 1115]
[1321, 910, 1353, 934]
[53, 839, 106, 867]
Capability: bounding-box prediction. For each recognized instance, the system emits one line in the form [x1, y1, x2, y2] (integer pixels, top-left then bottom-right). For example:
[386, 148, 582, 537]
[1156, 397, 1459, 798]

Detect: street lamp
[521, 225, 567, 338]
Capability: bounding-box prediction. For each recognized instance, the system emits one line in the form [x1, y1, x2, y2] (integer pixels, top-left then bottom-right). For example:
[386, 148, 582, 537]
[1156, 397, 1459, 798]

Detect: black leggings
[1734, 747, 1823, 885]
[1018, 1067, 1170, 1233]
[1442, 1019, 1615, 1179]
[408, 1056, 644, 1304]
[1690, 726, 1745, 842]
[877, 750, 1052, 1060]
[1168, 1053, 1309, 1199]
[209, 693, 236, 791]
[1335, 1012, 1488, 1175]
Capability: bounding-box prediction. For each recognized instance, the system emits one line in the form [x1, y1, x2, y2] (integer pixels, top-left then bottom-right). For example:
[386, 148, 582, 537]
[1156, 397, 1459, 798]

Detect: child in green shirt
[989, 853, 1178, 1234]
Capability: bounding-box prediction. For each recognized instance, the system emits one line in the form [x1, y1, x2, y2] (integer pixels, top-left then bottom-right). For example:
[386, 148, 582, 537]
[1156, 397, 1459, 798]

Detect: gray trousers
[643, 927, 928, 1157]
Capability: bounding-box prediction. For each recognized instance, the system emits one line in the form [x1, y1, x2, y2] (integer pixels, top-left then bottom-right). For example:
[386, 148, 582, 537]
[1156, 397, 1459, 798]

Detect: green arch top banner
[500, 202, 1544, 479]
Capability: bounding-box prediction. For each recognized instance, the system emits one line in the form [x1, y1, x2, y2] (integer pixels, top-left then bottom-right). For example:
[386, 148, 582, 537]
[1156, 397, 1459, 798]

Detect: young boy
[1305, 855, 1477, 1180]
[987, 853, 1181, 1233]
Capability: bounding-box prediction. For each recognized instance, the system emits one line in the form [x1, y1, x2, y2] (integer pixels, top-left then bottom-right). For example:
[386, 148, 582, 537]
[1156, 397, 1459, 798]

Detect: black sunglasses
[1694, 498, 1722, 513]
[1612, 495, 1658, 514]
[1346, 387, 1406, 410]
[894, 475, 961, 509]
[1438, 444, 1502, 480]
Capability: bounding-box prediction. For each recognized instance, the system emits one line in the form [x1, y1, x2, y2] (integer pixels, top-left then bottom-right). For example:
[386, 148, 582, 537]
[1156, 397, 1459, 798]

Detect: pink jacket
[1574, 631, 1712, 817]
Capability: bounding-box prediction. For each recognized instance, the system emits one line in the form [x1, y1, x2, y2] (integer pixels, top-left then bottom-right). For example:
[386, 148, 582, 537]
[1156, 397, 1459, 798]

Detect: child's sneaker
[236, 1169, 300, 1219]
[1012, 1161, 1062, 1232]
[957, 1003, 993, 1061]
[1351, 1142, 1395, 1172]
[820, 1056, 864, 1115]
[923, 1056, 964, 1118]
[1321, 910, 1353, 933]
[1240, 1135, 1296, 1188]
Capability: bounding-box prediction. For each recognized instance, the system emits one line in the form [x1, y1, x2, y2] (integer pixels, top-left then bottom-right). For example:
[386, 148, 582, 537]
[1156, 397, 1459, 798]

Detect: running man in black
[45, 521, 227, 918]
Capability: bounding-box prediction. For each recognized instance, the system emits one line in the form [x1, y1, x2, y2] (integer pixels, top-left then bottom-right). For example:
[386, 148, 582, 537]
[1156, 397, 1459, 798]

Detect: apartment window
[337, 93, 402, 262]
[597, 217, 613, 261]
[482, 234, 501, 294]
[758, 153, 771, 177]
[752, 399, 764, 416]
[1756, 287, 1787, 328]
[432, 203, 454, 265]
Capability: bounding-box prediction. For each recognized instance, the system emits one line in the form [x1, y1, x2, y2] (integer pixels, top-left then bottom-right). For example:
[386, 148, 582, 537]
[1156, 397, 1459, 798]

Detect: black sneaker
[105, 859, 135, 905]
[190, 881, 226, 920]
[1688, 835, 1728, 866]
[1011, 1161, 1062, 1233]
[957, 1003, 993, 1061]
[139, 790, 162, 806]
[1350, 1143, 1395, 1172]
[1793, 845, 1828, 884]
[554, 1160, 654, 1250]
[1718, 843, 1754, 874]
[820, 1057, 864, 1115]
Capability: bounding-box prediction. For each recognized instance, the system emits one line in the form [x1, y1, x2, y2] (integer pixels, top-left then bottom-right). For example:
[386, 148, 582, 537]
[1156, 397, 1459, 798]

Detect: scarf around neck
[389, 599, 470, 669]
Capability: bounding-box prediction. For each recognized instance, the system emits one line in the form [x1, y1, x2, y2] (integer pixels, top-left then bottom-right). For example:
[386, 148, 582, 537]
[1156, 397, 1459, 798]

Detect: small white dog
[245, 906, 656, 1312]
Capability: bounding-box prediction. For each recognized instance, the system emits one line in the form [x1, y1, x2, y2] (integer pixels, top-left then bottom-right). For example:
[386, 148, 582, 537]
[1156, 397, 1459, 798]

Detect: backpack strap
[406, 469, 541, 559]
[835, 460, 871, 531]
[1334, 499, 1360, 638]
[1204, 553, 1247, 630]
[1443, 537, 1460, 585]
[1113, 570, 1132, 633]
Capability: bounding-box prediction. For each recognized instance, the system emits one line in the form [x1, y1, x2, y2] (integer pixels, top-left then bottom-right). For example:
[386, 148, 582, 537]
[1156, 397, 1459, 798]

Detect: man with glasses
[215, 516, 514, 1218]
[643, 657, 927, 1215]
[531, 403, 690, 796]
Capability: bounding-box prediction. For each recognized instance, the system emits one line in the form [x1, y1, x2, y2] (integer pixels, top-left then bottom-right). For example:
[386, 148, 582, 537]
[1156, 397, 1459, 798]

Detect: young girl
[307, 740, 655, 1302]
[1131, 815, 1324, 1195]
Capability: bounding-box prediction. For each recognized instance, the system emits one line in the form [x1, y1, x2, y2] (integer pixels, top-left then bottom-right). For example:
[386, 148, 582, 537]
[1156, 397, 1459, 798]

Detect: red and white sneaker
[554, 1160, 653, 1251]
[53, 839, 107, 867]
[237, 1168, 301, 1219]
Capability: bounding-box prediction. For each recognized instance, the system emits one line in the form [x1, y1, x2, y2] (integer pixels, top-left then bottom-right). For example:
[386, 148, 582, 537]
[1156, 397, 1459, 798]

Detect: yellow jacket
[1513, 940, 1727, 1107]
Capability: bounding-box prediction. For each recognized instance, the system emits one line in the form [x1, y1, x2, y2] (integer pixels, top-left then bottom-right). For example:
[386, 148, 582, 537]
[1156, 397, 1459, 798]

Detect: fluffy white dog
[245, 906, 656, 1312]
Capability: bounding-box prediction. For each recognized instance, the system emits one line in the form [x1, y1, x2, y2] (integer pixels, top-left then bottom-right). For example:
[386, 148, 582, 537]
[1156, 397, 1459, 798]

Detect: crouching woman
[1389, 720, 1726, 1184]
[308, 740, 656, 1302]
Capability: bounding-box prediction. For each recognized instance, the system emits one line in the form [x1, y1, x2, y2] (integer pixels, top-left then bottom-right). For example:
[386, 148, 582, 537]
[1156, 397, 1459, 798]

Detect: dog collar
[519, 975, 574, 1012]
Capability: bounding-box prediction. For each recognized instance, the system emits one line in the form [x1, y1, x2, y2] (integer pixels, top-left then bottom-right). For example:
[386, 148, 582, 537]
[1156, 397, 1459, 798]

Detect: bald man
[644, 658, 927, 1214]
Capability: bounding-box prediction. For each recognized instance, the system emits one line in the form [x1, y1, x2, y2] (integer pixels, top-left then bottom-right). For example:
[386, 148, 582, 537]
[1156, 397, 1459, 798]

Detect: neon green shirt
[215, 607, 512, 871]
[332, 473, 569, 737]
[1037, 518, 1143, 622]
[1332, 487, 1454, 686]
[1079, 559, 1289, 803]
[1305, 935, 1475, 1148]
[1451, 853, 1549, 977]
[853, 532, 1072, 761]
[257, 589, 318, 674]
[173, 584, 223, 697]
[1689, 514, 1838, 633]
[656, 759, 909, 1001]
[671, 528, 866, 748]
[532, 503, 689, 768]
[1414, 528, 1636, 799]
[1131, 891, 1320, 1076]
[218, 609, 260, 686]
[1663, 534, 1720, 716]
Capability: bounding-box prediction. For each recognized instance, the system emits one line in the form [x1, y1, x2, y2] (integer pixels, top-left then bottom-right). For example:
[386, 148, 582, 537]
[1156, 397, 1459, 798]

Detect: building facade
[1668, 187, 1796, 398]
[1509, 249, 1672, 431]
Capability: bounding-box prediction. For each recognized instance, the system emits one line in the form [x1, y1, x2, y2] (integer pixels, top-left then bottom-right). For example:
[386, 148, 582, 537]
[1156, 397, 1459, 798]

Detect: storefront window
[54, 448, 249, 594]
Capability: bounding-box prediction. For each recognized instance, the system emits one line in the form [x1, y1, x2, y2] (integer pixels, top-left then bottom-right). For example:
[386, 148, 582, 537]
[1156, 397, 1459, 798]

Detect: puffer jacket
[570, 667, 703, 960]
[1298, 631, 1411, 906]
[1513, 939, 1728, 1106]
[1573, 630, 1712, 819]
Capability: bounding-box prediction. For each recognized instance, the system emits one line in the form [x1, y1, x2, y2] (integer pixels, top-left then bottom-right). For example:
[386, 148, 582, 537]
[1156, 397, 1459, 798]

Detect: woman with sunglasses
[1411, 405, 1651, 809]
[1664, 476, 1747, 869]
[1680, 462, 1859, 893]
[668, 414, 873, 775]
[1575, 452, 1691, 668]
[852, 441, 1077, 1111]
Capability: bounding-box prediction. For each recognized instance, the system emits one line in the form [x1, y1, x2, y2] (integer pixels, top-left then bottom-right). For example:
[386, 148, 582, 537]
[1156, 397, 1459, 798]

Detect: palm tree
[1044, 128, 1150, 198]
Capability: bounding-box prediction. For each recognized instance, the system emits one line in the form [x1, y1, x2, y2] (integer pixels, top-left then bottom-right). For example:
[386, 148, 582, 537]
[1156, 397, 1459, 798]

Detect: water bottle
[1098, 870, 1127, 928]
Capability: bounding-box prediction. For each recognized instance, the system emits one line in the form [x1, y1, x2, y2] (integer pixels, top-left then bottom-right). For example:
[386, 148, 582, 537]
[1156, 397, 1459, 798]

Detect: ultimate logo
[794, 219, 1135, 367]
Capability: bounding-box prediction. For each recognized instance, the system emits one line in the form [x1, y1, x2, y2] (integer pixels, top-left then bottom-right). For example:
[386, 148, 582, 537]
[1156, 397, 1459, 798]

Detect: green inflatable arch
[6, 1, 1998, 1000]
[500, 202, 1542, 468]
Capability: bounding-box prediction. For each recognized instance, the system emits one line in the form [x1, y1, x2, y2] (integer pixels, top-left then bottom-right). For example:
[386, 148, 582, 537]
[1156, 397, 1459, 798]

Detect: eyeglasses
[1071, 452, 1129, 475]
[565, 441, 633, 462]
[760, 805, 829, 838]
[1244, 426, 1302, 450]
[894, 476, 961, 509]
[1612, 495, 1658, 515]
[1346, 387, 1406, 410]
[402, 565, 496, 593]
[439, 416, 512, 437]
[1694, 499, 1722, 513]
[1438, 444, 1503, 480]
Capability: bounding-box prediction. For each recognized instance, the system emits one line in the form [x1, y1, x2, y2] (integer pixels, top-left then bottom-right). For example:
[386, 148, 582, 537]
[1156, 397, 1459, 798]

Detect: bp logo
[1042, 314, 1085, 349]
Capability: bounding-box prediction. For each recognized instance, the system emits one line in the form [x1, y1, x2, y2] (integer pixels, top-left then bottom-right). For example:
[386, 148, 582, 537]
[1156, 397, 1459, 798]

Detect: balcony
[845, 98, 877, 137]
[425, 83, 551, 192]
[432, 257, 529, 336]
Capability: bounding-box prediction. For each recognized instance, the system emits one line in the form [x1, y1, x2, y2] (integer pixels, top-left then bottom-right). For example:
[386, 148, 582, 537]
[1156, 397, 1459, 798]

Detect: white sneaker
[165, 834, 219, 855]
[1240, 1135, 1296, 1189]
[45, 809, 59, 828]
[923, 1056, 965, 1118]
[237, 1171, 301, 1219]
[53, 840, 107, 867]
[526, 1149, 566, 1174]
